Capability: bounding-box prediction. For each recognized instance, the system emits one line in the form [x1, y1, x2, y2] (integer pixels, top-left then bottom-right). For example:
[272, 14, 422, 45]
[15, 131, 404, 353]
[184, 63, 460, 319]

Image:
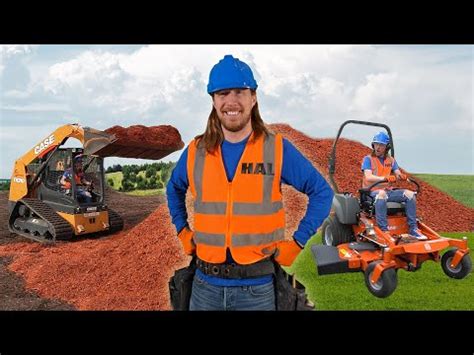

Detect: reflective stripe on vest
[362, 155, 394, 190]
[188, 132, 285, 264]
[194, 228, 285, 247]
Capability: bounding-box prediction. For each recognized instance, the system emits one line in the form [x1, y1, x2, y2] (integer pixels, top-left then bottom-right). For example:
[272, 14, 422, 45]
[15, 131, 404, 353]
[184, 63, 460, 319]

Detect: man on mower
[60, 154, 93, 203]
[361, 132, 427, 240]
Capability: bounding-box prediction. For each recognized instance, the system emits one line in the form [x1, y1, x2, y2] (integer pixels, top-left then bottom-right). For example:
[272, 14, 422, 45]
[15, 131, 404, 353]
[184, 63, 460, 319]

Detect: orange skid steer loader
[311, 120, 471, 298]
[8, 123, 183, 243]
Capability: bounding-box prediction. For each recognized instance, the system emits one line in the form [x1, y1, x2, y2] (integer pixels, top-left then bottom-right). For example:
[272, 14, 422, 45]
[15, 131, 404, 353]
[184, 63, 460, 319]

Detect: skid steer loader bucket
[84, 125, 185, 160]
[83, 127, 118, 156]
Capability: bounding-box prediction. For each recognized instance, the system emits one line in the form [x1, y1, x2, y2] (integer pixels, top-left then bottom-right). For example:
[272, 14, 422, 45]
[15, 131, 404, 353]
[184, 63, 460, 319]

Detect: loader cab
[35, 148, 106, 213]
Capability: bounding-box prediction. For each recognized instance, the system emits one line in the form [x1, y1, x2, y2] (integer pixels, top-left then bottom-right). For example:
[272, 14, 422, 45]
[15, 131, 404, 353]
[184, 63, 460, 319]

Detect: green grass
[125, 188, 164, 196]
[105, 171, 164, 196]
[413, 173, 474, 208]
[289, 232, 474, 310]
[106, 172, 123, 191]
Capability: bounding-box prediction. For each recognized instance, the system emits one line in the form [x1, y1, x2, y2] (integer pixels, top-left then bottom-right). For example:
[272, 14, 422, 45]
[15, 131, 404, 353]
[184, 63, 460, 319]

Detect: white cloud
[2, 103, 70, 112]
[0, 45, 472, 176]
[0, 45, 36, 58]
[0, 45, 38, 77]
[44, 50, 129, 95]
[350, 72, 399, 120]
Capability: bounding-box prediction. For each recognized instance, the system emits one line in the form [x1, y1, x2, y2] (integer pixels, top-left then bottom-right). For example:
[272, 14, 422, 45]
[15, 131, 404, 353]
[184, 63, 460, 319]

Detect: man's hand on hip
[274, 238, 304, 266]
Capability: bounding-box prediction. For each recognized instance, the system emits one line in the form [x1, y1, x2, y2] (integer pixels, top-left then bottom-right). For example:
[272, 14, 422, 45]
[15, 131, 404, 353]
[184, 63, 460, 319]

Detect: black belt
[196, 258, 275, 279]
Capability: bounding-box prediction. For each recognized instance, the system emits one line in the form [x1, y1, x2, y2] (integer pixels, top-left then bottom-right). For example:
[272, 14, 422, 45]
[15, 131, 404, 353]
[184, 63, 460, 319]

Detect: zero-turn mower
[311, 120, 471, 298]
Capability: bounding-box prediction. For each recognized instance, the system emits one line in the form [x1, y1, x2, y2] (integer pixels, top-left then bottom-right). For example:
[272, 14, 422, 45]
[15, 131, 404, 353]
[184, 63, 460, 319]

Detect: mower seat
[359, 189, 406, 215]
[386, 202, 406, 215]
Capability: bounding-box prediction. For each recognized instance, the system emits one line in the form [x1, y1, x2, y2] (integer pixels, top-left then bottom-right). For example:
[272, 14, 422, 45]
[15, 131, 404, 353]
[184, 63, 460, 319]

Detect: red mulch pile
[105, 125, 184, 151]
[270, 123, 473, 233]
[0, 205, 188, 310]
[95, 125, 185, 160]
[0, 123, 471, 310]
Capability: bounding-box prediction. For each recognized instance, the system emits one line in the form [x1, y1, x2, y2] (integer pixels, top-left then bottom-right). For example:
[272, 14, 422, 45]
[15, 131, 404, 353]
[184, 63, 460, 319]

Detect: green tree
[148, 175, 158, 189]
[146, 166, 157, 178]
[161, 168, 170, 184]
[122, 180, 135, 192]
[0, 181, 10, 191]
[137, 180, 147, 190]
[122, 166, 131, 179]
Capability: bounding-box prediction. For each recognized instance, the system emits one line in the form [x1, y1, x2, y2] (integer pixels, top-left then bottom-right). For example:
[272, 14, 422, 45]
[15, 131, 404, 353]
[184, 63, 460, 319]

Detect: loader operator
[167, 54, 333, 310]
[60, 154, 93, 203]
[361, 132, 427, 240]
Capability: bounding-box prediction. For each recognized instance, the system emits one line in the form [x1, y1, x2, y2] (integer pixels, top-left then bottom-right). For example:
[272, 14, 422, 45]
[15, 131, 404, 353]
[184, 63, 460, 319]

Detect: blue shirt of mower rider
[167, 133, 334, 287]
[61, 169, 92, 203]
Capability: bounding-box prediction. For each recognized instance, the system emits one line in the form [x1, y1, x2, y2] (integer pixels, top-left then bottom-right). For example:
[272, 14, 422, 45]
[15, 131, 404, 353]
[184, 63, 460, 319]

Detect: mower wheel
[364, 261, 398, 298]
[321, 215, 353, 246]
[441, 249, 472, 279]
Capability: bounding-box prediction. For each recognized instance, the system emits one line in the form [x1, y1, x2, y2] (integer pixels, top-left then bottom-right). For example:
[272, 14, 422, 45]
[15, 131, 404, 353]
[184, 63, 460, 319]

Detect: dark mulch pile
[0, 188, 165, 310]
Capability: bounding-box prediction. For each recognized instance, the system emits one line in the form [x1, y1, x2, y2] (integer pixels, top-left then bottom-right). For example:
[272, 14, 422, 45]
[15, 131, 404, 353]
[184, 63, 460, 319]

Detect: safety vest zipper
[227, 181, 232, 248]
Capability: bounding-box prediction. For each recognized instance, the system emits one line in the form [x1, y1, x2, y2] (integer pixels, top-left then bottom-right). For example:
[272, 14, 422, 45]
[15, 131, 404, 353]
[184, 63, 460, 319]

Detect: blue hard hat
[372, 132, 390, 146]
[74, 154, 83, 163]
[207, 55, 258, 95]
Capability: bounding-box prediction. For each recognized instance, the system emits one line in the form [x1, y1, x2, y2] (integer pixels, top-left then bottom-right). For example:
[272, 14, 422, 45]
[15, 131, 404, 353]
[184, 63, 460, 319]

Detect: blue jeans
[189, 273, 276, 311]
[371, 189, 417, 233]
[77, 188, 92, 203]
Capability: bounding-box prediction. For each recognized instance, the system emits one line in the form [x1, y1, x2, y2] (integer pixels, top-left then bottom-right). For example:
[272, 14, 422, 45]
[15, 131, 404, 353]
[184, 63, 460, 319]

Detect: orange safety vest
[361, 155, 394, 191]
[62, 172, 83, 189]
[187, 132, 285, 265]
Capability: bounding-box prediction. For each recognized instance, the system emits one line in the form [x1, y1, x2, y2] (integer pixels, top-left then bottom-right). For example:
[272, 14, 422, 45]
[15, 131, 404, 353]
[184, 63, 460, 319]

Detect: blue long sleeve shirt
[166, 134, 334, 286]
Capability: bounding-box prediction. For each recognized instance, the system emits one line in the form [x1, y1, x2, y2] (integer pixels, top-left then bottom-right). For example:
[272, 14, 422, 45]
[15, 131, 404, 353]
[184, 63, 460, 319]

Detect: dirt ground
[0, 188, 165, 310]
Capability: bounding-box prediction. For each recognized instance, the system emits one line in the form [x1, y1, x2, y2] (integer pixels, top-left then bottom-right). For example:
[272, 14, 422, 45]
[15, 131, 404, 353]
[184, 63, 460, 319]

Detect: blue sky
[0, 45, 472, 178]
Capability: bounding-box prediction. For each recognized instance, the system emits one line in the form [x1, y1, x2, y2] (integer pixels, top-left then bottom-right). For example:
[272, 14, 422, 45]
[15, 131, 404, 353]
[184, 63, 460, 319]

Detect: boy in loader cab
[60, 154, 93, 203]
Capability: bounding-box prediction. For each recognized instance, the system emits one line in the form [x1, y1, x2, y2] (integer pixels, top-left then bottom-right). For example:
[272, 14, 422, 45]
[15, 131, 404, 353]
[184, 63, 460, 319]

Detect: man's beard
[219, 115, 251, 132]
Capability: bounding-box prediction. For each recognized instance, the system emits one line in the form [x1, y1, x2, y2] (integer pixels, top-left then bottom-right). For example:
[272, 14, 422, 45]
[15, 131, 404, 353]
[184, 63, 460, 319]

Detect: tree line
[0, 180, 10, 191]
[106, 162, 175, 192]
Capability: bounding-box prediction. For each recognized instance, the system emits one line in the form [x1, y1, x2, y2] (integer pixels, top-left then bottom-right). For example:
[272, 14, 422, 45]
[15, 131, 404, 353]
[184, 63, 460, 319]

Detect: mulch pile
[96, 125, 184, 160]
[0, 205, 188, 310]
[105, 125, 184, 151]
[0, 123, 471, 310]
[270, 123, 473, 233]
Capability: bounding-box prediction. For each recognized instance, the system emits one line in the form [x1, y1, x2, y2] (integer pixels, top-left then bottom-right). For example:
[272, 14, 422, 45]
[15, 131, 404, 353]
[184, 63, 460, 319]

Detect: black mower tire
[441, 249, 472, 279]
[321, 215, 354, 246]
[364, 261, 398, 298]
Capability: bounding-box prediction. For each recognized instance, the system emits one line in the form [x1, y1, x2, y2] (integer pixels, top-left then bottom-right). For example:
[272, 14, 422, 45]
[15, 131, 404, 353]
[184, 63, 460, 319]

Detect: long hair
[195, 95, 270, 153]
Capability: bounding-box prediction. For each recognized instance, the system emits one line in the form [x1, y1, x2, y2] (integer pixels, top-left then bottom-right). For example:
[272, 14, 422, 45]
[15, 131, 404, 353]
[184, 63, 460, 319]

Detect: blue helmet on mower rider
[207, 55, 258, 95]
[371, 131, 390, 148]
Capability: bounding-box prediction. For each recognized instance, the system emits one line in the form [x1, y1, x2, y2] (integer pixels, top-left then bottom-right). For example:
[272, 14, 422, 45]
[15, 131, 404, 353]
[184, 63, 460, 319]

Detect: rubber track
[10, 198, 74, 243]
[108, 208, 124, 234]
